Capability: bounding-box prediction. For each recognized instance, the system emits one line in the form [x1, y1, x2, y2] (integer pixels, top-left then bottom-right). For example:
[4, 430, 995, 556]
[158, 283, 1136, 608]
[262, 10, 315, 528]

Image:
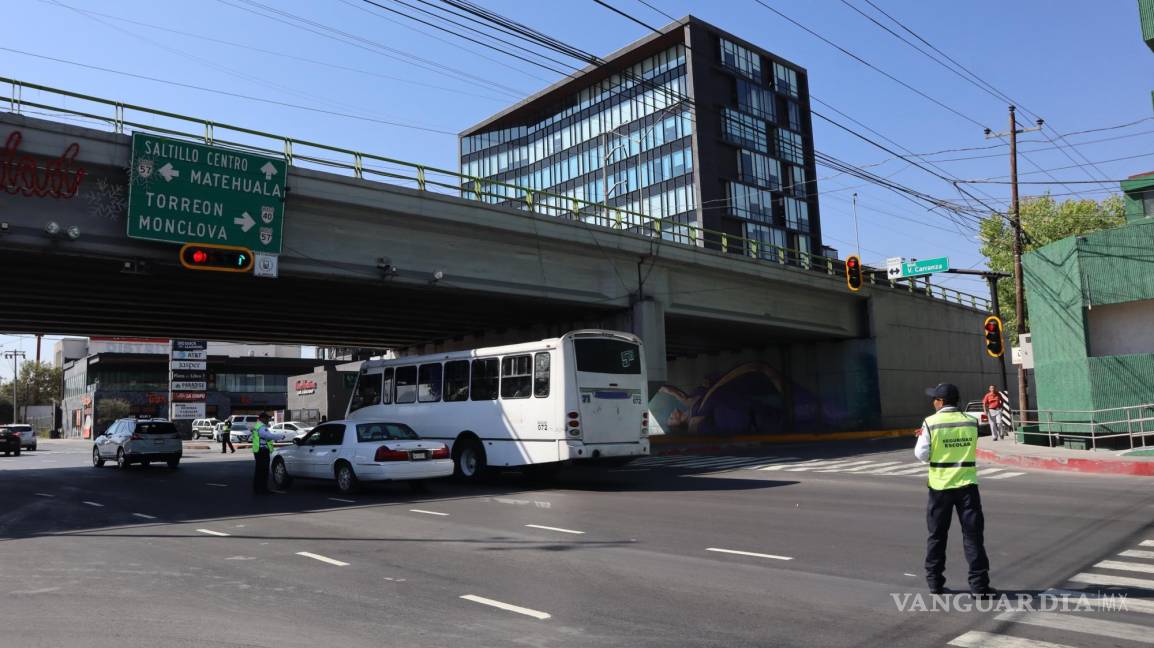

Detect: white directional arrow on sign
[158, 162, 180, 182]
[234, 212, 256, 232]
[260, 161, 278, 181]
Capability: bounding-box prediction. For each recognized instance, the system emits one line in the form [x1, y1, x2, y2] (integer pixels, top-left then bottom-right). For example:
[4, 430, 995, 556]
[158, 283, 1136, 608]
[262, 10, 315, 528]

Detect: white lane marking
[525, 524, 584, 535]
[832, 461, 904, 473]
[460, 594, 551, 620]
[759, 459, 824, 471]
[986, 471, 1026, 479]
[1094, 559, 1154, 574]
[1045, 588, 1154, 614]
[975, 467, 1006, 476]
[34, 493, 54, 498]
[674, 457, 747, 468]
[328, 498, 356, 503]
[1141, 540, 1154, 548]
[706, 547, 792, 561]
[81, 501, 104, 508]
[205, 483, 228, 487]
[856, 462, 925, 474]
[887, 466, 933, 476]
[779, 459, 859, 472]
[296, 551, 349, 567]
[1069, 571, 1154, 590]
[632, 456, 684, 465]
[196, 529, 230, 537]
[9, 587, 63, 595]
[690, 458, 773, 470]
[410, 509, 449, 517]
[948, 630, 1077, 648]
[995, 610, 1153, 644]
[794, 460, 876, 472]
[1120, 549, 1154, 559]
[745, 457, 802, 469]
[813, 460, 894, 473]
[132, 513, 157, 520]
[903, 572, 917, 577]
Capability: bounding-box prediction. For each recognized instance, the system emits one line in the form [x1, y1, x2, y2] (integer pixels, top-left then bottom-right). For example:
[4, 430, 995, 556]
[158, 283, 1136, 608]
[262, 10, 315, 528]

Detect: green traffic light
[237, 254, 247, 267]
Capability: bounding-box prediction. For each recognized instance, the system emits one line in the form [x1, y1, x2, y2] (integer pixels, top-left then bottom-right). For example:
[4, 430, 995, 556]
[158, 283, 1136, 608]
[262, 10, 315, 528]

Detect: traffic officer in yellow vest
[251, 412, 285, 494]
[915, 383, 996, 597]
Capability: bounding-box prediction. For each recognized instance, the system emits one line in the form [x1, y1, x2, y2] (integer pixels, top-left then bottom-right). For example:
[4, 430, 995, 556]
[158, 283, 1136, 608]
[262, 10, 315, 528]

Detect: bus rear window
[574, 339, 642, 374]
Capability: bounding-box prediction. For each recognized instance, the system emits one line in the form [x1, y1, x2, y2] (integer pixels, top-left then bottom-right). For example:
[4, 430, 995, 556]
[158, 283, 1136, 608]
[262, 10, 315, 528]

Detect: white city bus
[346, 330, 650, 478]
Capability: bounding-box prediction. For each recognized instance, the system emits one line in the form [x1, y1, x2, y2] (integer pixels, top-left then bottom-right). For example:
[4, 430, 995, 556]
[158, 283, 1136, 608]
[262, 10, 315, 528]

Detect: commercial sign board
[171, 350, 207, 361]
[170, 371, 206, 382]
[171, 403, 205, 419]
[170, 339, 208, 420]
[172, 391, 207, 402]
[171, 381, 207, 391]
[127, 133, 286, 253]
[295, 379, 317, 396]
[171, 360, 207, 371]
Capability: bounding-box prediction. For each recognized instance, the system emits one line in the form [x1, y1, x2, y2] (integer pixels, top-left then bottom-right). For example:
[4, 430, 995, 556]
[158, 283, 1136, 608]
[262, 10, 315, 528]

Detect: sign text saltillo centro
[127, 133, 286, 254]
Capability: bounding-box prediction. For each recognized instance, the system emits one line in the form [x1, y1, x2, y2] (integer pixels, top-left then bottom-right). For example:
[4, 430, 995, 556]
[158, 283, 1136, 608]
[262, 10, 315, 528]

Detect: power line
[592, 0, 665, 33]
[634, 0, 677, 22]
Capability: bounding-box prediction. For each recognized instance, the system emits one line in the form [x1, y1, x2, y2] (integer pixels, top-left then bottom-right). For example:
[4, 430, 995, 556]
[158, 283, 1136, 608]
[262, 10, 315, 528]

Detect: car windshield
[355, 422, 418, 442]
[135, 422, 178, 435]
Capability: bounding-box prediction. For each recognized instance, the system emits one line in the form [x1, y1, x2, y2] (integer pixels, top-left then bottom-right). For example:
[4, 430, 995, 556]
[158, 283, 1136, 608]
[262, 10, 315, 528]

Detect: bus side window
[350, 373, 382, 412]
[534, 352, 550, 398]
[470, 358, 499, 400]
[444, 360, 469, 402]
[418, 363, 443, 402]
[381, 368, 394, 404]
[395, 366, 417, 404]
[501, 354, 532, 399]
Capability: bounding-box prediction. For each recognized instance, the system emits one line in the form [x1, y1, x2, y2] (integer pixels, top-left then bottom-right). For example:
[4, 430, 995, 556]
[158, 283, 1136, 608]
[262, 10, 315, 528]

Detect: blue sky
[3, 0, 1152, 377]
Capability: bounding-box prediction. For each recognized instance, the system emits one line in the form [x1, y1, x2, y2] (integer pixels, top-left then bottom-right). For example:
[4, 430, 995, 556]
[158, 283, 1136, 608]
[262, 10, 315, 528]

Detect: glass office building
[460, 16, 822, 258]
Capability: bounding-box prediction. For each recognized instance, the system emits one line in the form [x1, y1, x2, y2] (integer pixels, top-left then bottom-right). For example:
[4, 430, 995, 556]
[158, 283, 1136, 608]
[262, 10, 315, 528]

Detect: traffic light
[845, 255, 863, 292]
[983, 315, 1004, 358]
[179, 243, 253, 273]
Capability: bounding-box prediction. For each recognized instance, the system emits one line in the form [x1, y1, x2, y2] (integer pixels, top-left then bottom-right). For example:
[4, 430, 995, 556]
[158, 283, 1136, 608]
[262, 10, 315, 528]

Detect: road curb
[976, 447, 1154, 476]
[650, 429, 910, 455]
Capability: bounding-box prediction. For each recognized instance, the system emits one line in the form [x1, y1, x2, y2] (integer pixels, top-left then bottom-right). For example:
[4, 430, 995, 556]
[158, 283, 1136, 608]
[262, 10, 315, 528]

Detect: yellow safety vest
[250, 422, 272, 453]
[925, 409, 978, 490]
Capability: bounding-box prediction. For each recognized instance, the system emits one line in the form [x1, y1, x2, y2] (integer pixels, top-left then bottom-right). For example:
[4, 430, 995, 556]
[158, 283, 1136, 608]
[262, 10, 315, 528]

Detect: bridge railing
[2, 77, 990, 311]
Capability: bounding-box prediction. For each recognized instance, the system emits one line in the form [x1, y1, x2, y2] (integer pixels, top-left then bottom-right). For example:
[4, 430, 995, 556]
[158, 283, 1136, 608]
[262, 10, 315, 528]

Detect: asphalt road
[1, 438, 1151, 648]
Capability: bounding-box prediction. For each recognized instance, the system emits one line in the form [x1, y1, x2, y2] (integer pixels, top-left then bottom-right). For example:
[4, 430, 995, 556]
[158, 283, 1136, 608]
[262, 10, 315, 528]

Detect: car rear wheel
[335, 462, 359, 494]
[272, 458, 292, 490]
[92, 447, 104, 467]
[454, 438, 486, 481]
[116, 448, 129, 470]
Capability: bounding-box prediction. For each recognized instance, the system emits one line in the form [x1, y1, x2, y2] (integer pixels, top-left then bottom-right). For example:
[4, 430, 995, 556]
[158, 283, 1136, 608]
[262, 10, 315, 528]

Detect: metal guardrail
[1015, 404, 1154, 450]
[1, 77, 991, 310]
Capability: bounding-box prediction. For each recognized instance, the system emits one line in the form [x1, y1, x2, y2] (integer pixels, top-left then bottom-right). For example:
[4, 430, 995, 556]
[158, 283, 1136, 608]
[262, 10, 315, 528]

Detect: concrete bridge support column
[624, 299, 667, 398]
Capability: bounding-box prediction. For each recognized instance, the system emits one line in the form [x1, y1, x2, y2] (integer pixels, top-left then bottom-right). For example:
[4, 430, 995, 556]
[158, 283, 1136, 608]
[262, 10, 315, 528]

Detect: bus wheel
[454, 438, 486, 480]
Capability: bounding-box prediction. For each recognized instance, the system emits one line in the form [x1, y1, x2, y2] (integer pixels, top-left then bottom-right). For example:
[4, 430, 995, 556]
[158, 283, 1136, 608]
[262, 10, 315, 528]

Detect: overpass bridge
[0, 79, 1001, 431]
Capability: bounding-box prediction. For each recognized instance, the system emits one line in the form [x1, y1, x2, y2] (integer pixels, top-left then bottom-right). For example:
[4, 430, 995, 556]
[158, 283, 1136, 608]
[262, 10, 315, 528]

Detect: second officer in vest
[915, 383, 996, 597]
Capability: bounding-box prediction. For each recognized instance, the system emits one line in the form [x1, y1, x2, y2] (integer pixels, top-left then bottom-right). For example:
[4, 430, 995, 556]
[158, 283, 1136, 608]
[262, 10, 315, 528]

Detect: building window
[722, 108, 768, 153]
[720, 38, 762, 79]
[774, 63, 799, 98]
[737, 149, 781, 190]
[736, 79, 775, 122]
[727, 181, 774, 223]
[785, 164, 807, 198]
[1142, 190, 1154, 218]
[784, 100, 802, 131]
[394, 366, 417, 404]
[443, 361, 469, 402]
[778, 129, 805, 165]
[785, 197, 809, 233]
[746, 223, 787, 261]
[500, 355, 533, 399]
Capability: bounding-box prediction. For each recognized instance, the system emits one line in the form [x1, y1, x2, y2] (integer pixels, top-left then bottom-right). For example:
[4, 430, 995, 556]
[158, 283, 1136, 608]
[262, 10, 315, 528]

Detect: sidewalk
[977, 436, 1154, 476]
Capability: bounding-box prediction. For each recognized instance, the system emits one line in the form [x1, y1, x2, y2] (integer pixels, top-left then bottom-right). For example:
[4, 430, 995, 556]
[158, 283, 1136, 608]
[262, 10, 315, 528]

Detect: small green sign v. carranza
[126, 133, 286, 254]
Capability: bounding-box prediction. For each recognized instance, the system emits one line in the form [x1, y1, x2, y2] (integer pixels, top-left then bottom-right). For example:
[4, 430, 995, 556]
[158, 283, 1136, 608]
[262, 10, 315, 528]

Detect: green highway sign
[886, 256, 950, 279]
[127, 133, 286, 254]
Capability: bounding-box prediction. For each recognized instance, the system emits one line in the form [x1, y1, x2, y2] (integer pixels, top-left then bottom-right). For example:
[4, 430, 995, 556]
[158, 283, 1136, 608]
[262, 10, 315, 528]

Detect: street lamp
[3, 350, 26, 423]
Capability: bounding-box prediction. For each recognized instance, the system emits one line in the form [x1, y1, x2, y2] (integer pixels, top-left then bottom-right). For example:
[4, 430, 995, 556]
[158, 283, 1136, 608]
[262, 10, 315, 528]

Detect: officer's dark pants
[252, 447, 270, 494]
[221, 436, 234, 453]
[925, 484, 990, 591]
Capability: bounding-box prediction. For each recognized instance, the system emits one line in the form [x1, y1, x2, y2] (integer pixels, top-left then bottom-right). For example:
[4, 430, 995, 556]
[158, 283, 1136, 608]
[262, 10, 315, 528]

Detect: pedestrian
[916, 383, 996, 597]
[250, 412, 285, 494]
[982, 386, 1004, 440]
[219, 419, 235, 454]
[320, 415, 328, 424]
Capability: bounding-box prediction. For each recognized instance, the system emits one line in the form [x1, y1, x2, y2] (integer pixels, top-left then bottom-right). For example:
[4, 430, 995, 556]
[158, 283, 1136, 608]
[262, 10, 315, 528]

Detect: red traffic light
[179, 243, 254, 273]
[983, 316, 1004, 358]
[985, 321, 998, 333]
[847, 257, 858, 268]
[845, 255, 863, 292]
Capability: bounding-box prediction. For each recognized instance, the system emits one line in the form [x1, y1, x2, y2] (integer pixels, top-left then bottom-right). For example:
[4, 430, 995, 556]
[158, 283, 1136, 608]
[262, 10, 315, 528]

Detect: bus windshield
[574, 338, 642, 374]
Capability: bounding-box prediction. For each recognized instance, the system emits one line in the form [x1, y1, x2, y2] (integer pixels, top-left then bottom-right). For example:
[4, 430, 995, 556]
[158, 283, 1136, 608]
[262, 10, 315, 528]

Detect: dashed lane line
[205, 483, 228, 487]
[706, 547, 792, 561]
[460, 594, 551, 620]
[132, 513, 157, 520]
[410, 509, 449, 517]
[524, 524, 584, 535]
[196, 529, 230, 537]
[328, 497, 356, 503]
[296, 551, 349, 567]
[81, 501, 103, 508]
[34, 493, 54, 498]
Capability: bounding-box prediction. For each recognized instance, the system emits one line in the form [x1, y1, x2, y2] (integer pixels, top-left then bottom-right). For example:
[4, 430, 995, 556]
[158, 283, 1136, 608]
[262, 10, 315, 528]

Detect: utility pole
[851, 192, 862, 259]
[985, 106, 1043, 415]
[3, 350, 27, 424]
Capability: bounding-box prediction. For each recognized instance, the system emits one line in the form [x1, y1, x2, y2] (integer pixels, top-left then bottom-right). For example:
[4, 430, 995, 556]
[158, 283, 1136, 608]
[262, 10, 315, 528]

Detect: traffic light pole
[944, 268, 1011, 392]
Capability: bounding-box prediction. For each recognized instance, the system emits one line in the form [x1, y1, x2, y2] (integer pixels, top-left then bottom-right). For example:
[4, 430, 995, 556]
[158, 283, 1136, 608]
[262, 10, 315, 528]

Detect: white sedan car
[271, 421, 312, 440]
[270, 420, 452, 494]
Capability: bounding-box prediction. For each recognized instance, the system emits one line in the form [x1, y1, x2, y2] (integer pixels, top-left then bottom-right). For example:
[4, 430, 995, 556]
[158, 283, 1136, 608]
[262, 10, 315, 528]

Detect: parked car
[962, 401, 992, 437]
[226, 422, 252, 444]
[92, 417, 182, 469]
[1, 424, 36, 450]
[0, 427, 21, 456]
[191, 418, 220, 440]
[271, 421, 312, 440]
[271, 420, 452, 494]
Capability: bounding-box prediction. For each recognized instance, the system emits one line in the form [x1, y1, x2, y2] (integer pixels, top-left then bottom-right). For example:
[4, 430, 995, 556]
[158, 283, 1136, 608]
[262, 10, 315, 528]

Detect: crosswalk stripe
[1045, 588, 1154, 615]
[695, 458, 775, 470]
[994, 610, 1154, 644]
[812, 460, 886, 472]
[948, 630, 1078, 648]
[1141, 540, 1154, 548]
[1069, 571, 1154, 590]
[1094, 559, 1154, 575]
[743, 457, 801, 469]
[1119, 549, 1154, 560]
[676, 457, 751, 468]
[824, 461, 904, 473]
[633, 456, 683, 465]
[856, 462, 925, 474]
[784, 460, 873, 472]
[886, 466, 932, 476]
[986, 471, 1026, 480]
[975, 468, 1006, 476]
[759, 459, 824, 471]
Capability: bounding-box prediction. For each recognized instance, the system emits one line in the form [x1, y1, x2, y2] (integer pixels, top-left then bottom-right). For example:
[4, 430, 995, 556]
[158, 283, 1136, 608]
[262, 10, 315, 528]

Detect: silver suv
[93, 418, 182, 469]
[1, 424, 36, 451]
[192, 418, 220, 440]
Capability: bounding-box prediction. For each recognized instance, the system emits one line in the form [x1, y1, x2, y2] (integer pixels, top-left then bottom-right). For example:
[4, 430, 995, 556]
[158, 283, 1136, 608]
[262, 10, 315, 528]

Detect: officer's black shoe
[971, 586, 998, 599]
[928, 584, 946, 595]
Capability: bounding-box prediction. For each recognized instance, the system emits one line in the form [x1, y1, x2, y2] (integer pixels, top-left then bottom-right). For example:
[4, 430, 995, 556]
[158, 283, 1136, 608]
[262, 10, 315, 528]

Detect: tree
[95, 398, 132, 435]
[0, 361, 62, 423]
[979, 194, 1124, 336]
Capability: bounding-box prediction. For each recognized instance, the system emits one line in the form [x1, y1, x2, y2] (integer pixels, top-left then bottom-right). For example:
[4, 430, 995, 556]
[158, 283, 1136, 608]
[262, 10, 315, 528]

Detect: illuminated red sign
[1, 130, 87, 199]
